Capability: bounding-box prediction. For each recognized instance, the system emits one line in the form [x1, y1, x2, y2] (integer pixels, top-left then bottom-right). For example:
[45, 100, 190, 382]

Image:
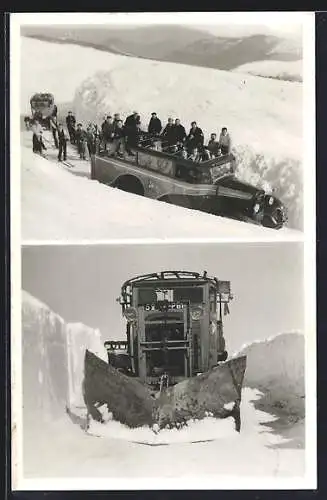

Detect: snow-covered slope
[233, 60, 302, 82]
[18, 291, 305, 483]
[21, 144, 300, 241]
[20, 36, 303, 231]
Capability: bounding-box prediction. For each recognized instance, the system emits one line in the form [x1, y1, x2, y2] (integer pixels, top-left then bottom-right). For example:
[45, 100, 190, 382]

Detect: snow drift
[19, 290, 305, 480]
[233, 60, 303, 82]
[20, 36, 303, 230]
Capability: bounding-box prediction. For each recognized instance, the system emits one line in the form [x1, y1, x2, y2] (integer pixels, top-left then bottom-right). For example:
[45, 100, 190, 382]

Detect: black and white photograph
[11, 12, 313, 241]
[10, 11, 316, 492]
[15, 242, 313, 489]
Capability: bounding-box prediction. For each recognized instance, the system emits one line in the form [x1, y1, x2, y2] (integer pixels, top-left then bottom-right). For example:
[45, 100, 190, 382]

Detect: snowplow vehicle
[83, 271, 247, 432]
[91, 136, 287, 230]
[29, 93, 56, 128]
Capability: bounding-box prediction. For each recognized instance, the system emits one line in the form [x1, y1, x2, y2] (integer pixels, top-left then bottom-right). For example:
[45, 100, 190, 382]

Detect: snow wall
[22, 290, 107, 424]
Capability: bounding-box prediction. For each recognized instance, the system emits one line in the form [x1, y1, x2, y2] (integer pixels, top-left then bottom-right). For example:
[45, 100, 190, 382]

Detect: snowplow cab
[30, 93, 56, 127]
[104, 271, 233, 387]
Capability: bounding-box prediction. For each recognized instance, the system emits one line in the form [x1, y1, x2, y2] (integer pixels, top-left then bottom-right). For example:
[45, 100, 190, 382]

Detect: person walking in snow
[65, 111, 76, 144]
[75, 123, 87, 160]
[32, 120, 47, 154]
[50, 116, 59, 149]
[86, 123, 97, 158]
[57, 123, 69, 162]
[218, 127, 231, 155]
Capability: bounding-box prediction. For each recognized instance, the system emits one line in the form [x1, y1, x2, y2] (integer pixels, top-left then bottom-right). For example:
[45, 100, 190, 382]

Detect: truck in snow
[83, 271, 247, 432]
[28, 93, 57, 128]
[91, 137, 287, 230]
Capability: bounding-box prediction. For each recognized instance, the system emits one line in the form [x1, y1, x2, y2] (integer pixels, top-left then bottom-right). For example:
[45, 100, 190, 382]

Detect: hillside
[21, 25, 302, 72]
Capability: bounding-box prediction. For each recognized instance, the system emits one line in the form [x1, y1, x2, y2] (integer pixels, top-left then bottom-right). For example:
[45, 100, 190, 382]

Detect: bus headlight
[123, 307, 137, 322]
[191, 306, 203, 321]
[253, 203, 261, 214]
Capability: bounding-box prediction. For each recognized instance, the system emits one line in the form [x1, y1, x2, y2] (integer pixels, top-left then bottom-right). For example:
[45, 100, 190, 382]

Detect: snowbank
[20, 36, 303, 230]
[21, 144, 300, 240]
[238, 332, 305, 419]
[22, 291, 107, 415]
[20, 291, 305, 481]
[233, 60, 303, 82]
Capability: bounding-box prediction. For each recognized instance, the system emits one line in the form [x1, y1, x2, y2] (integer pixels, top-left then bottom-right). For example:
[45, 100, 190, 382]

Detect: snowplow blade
[83, 350, 155, 428]
[83, 350, 246, 431]
[155, 356, 247, 431]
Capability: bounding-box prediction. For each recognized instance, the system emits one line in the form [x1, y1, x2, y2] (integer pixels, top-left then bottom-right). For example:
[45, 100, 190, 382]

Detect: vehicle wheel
[217, 350, 228, 362]
[114, 175, 145, 197]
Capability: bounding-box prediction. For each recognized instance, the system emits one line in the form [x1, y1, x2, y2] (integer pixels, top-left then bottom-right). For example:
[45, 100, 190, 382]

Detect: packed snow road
[21, 131, 301, 241]
[17, 291, 305, 487]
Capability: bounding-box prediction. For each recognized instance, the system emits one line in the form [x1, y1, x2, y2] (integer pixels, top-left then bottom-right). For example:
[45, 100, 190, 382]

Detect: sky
[21, 242, 304, 352]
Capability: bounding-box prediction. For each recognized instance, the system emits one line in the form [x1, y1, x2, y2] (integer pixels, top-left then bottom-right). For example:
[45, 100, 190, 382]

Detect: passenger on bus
[172, 118, 187, 146]
[124, 111, 139, 156]
[101, 116, 115, 152]
[148, 112, 162, 137]
[188, 147, 201, 162]
[65, 111, 76, 145]
[161, 118, 175, 148]
[110, 120, 127, 158]
[186, 121, 204, 153]
[218, 127, 231, 155]
[206, 133, 220, 158]
[113, 113, 122, 132]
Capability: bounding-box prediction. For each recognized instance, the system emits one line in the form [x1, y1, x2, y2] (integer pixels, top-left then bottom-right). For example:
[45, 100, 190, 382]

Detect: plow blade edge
[83, 350, 246, 431]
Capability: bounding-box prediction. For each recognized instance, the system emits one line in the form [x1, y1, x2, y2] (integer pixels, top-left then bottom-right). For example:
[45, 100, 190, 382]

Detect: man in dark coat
[186, 121, 204, 153]
[50, 116, 59, 149]
[75, 123, 87, 160]
[101, 116, 115, 151]
[65, 111, 76, 144]
[161, 117, 175, 148]
[124, 111, 139, 155]
[172, 118, 187, 146]
[57, 123, 69, 162]
[148, 112, 162, 137]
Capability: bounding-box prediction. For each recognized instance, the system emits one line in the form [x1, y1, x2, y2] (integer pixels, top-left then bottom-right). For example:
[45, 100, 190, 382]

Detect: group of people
[96, 111, 232, 162]
[30, 106, 232, 165]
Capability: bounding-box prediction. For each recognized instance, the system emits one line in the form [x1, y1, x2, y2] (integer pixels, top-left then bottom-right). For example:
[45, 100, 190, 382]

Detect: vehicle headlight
[253, 203, 261, 214]
[191, 306, 203, 321]
[268, 196, 274, 206]
[123, 307, 137, 322]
